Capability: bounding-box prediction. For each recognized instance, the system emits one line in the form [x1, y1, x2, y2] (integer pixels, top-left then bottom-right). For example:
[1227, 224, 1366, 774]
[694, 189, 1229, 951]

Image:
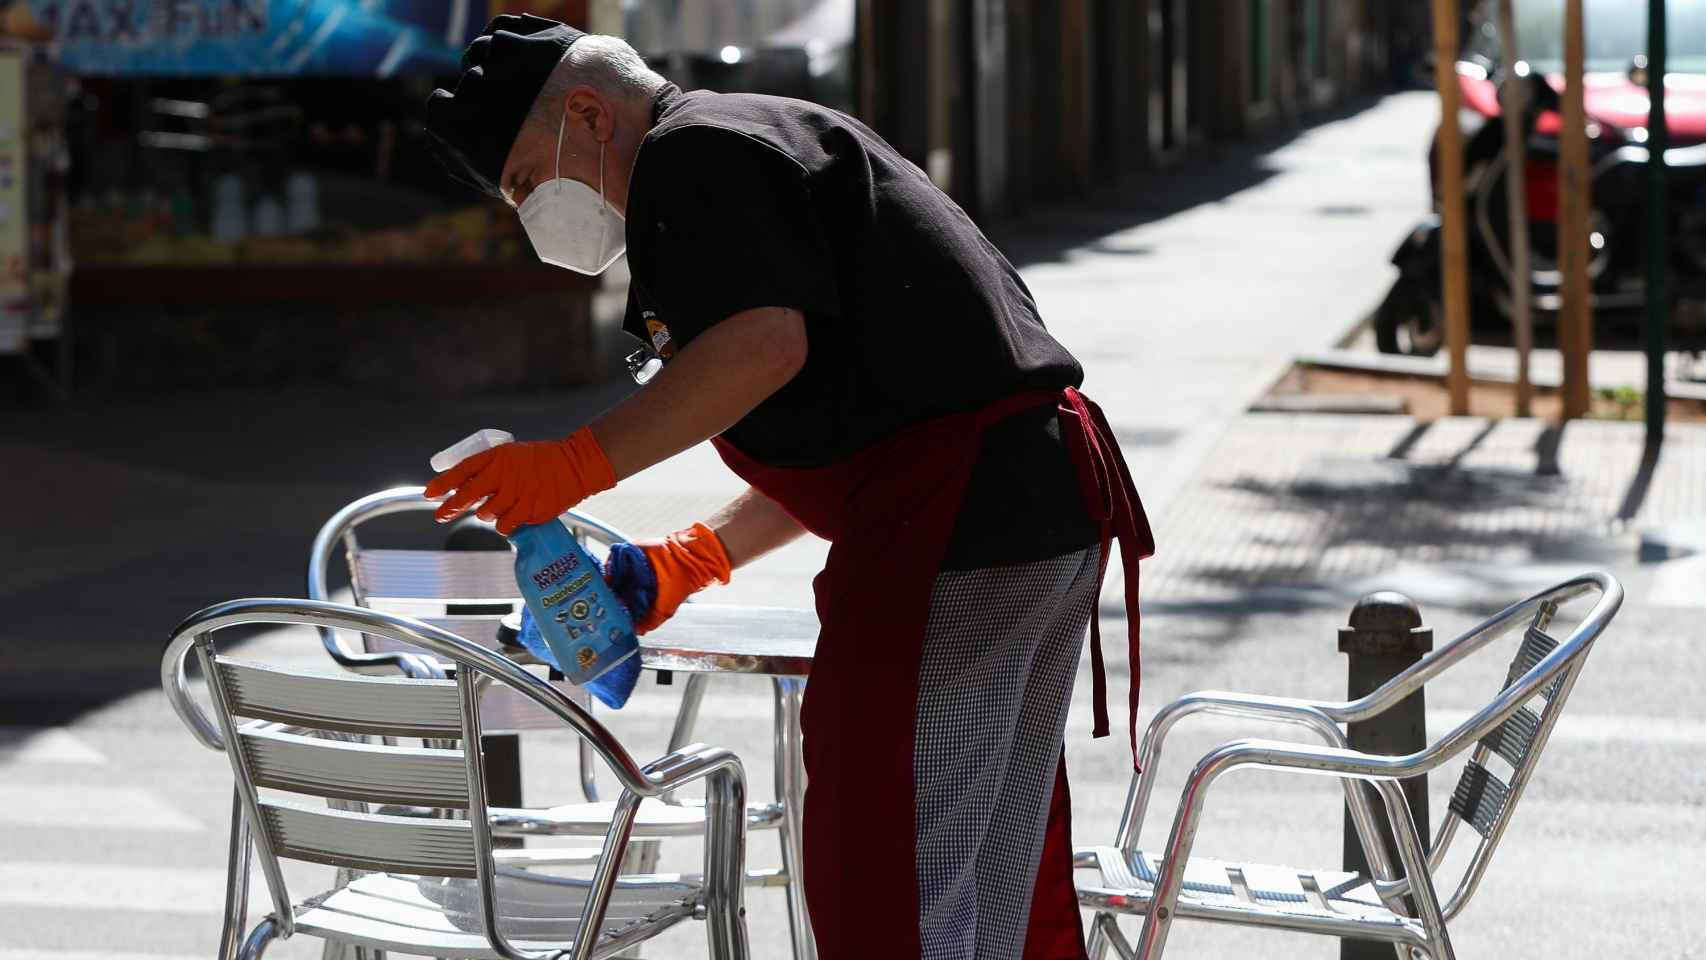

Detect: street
[4, 90, 1702, 958]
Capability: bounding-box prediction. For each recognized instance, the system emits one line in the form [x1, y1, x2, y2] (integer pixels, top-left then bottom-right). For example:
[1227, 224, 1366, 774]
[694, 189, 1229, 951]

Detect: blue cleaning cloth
[517, 544, 653, 711]
[513, 604, 559, 668]
[603, 542, 658, 618]
[581, 543, 655, 709]
[586, 653, 642, 710]
[518, 605, 640, 709]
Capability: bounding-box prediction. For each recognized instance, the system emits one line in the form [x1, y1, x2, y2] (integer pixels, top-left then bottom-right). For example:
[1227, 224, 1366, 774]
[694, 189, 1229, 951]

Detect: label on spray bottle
[510, 518, 638, 685]
[430, 430, 640, 690]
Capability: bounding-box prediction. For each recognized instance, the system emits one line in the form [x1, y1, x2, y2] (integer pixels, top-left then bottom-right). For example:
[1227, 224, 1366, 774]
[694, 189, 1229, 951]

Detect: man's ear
[565, 87, 613, 143]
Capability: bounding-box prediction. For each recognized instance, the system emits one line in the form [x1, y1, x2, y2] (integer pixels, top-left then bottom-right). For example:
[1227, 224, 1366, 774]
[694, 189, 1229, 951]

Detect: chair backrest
[1327, 575, 1618, 919]
[163, 599, 655, 957]
[309, 486, 632, 672]
[211, 660, 480, 878]
[1238, 575, 1618, 924]
[1427, 593, 1593, 919]
[308, 488, 633, 800]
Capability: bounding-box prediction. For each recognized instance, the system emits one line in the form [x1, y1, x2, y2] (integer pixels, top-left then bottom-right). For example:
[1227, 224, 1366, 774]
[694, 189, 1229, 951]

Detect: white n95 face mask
[518, 115, 626, 275]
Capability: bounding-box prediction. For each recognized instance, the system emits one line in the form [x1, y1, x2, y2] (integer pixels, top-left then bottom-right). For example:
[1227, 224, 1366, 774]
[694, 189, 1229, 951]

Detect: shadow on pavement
[0, 377, 638, 726]
[0, 93, 1401, 726]
[989, 95, 1389, 270]
[1614, 439, 1663, 524]
[1161, 418, 1639, 628]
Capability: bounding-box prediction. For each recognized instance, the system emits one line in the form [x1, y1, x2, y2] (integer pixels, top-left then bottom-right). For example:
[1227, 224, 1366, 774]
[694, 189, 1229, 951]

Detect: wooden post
[926, 0, 957, 192]
[1559, 0, 1595, 420]
[1061, 0, 1094, 195]
[1168, 0, 1189, 152]
[854, 1, 930, 169]
[1497, 0, 1534, 416]
[1006, 0, 1036, 213]
[1431, 0, 1471, 415]
[1111, 0, 1146, 177]
[855, 0, 879, 125]
[971, 0, 1010, 220]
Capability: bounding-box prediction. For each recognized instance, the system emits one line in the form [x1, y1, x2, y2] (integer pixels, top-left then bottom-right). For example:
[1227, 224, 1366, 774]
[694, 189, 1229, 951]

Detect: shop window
[63, 76, 530, 271]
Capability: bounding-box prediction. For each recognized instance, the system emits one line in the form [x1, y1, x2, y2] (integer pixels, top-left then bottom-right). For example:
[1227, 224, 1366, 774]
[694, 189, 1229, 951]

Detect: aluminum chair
[309, 488, 807, 958]
[1077, 572, 1623, 960]
[162, 598, 749, 960]
[308, 486, 634, 802]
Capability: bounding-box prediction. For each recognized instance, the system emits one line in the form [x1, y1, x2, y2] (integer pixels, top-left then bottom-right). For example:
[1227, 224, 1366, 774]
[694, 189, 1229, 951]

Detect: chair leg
[704, 764, 751, 960]
[1087, 913, 1136, 960]
[218, 789, 253, 960]
[772, 677, 814, 960]
[235, 917, 279, 960]
[1085, 910, 1109, 960]
[1371, 781, 1455, 960]
[611, 841, 659, 960]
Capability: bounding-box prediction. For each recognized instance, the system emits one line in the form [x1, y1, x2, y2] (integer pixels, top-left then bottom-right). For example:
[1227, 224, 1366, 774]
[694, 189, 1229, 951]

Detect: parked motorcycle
[1377, 0, 1706, 356]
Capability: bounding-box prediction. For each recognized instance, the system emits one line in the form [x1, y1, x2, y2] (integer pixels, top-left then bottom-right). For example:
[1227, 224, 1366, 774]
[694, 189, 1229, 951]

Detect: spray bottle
[430, 430, 641, 708]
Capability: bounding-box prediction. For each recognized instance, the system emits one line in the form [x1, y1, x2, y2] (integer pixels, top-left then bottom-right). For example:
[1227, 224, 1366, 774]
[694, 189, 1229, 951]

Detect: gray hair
[525, 35, 667, 131]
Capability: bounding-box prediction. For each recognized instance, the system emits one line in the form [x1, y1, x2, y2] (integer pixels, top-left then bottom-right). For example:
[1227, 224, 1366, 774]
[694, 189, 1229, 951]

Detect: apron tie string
[1058, 387, 1154, 769]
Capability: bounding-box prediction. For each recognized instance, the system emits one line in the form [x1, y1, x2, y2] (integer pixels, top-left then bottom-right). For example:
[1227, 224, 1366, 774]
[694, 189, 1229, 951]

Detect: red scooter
[1377, 0, 1706, 356]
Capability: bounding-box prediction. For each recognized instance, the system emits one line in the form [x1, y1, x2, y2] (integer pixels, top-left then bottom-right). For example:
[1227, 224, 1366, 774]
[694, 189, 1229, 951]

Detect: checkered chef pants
[912, 545, 1102, 960]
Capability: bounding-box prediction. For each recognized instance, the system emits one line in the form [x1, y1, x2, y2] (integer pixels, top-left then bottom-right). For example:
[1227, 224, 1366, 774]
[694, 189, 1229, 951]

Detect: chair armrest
[639, 744, 749, 952]
[1126, 736, 1446, 958]
[1198, 737, 1424, 779]
[640, 743, 746, 794]
[1122, 692, 1400, 885]
[487, 799, 785, 839]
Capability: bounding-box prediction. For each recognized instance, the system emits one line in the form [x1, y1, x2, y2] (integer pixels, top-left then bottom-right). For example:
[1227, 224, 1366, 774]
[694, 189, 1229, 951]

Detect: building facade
[855, 0, 1420, 222]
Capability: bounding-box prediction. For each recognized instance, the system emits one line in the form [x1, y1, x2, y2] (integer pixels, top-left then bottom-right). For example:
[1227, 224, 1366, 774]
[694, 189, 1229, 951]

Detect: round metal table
[640, 603, 818, 676]
[505, 602, 819, 960]
[650, 604, 819, 960]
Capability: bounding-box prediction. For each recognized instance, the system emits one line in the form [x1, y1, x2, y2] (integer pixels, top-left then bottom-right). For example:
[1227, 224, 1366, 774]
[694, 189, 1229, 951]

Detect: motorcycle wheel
[1374, 278, 1444, 357]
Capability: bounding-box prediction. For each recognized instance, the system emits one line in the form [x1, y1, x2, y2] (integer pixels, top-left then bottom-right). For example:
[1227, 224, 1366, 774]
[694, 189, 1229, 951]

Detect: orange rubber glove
[423, 427, 617, 536]
[605, 522, 732, 634]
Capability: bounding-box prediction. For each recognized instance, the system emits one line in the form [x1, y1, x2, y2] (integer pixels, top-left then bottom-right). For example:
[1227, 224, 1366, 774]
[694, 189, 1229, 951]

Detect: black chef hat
[424, 14, 585, 198]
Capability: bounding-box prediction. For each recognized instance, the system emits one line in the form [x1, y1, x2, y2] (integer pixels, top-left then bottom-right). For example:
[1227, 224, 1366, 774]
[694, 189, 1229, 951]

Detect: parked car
[1376, 0, 1706, 356]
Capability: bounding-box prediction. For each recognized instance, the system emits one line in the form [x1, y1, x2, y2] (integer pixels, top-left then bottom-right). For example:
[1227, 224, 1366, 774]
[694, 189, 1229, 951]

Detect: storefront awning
[1, 1, 580, 76]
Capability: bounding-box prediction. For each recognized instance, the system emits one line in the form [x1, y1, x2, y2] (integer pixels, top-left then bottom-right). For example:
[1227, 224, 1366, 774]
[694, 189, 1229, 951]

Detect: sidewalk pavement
[581, 409, 1706, 958]
[7, 412, 1699, 960]
[7, 90, 1702, 958]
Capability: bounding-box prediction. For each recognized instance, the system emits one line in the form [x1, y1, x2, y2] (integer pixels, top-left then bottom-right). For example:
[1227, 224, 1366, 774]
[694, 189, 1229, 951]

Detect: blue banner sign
[17, 0, 488, 75]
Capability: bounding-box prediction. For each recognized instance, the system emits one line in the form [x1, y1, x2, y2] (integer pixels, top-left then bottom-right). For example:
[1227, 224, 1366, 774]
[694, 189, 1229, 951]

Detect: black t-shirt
[622, 85, 1097, 568]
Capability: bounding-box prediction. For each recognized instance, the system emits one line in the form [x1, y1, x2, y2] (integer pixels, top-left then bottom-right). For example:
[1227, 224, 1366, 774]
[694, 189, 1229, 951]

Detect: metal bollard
[1339, 591, 1433, 960]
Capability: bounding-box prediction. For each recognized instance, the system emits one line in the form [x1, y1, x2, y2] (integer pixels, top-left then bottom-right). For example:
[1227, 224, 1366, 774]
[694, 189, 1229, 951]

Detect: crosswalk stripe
[1429, 709, 1706, 747]
[0, 787, 199, 832]
[1647, 554, 1706, 609]
[0, 952, 201, 960]
[0, 863, 261, 915]
[0, 729, 105, 766]
[1072, 710, 1706, 747]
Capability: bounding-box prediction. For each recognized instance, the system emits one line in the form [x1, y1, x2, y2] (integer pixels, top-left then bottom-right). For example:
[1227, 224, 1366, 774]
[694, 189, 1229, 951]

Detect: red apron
[712, 387, 1152, 960]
